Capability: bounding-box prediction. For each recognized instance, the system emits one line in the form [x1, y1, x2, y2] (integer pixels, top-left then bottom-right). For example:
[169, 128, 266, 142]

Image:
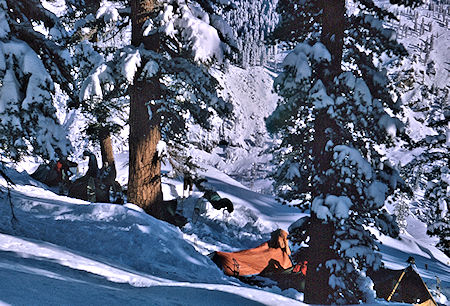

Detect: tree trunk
[99, 132, 115, 167]
[99, 132, 117, 183]
[319, 0, 345, 77]
[304, 216, 335, 304]
[128, 79, 163, 213]
[128, 0, 163, 213]
[304, 0, 345, 304]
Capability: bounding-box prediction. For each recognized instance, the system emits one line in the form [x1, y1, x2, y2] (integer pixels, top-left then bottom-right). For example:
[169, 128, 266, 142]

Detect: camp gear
[210, 229, 307, 292]
[257, 265, 306, 292]
[211, 229, 292, 277]
[68, 177, 124, 204]
[203, 190, 234, 213]
[192, 198, 207, 223]
[151, 199, 187, 228]
[87, 177, 96, 202]
[368, 261, 437, 305]
[292, 261, 308, 276]
[183, 173, 194, 198]
[99, 162, 116, 185]
[31, 150, 78, 191]
[83, 151, 99, 178]
[31, 162, 59, 186]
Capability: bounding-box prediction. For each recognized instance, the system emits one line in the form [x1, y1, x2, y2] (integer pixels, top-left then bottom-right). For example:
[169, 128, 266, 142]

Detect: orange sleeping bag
[213, 229, 292, 276]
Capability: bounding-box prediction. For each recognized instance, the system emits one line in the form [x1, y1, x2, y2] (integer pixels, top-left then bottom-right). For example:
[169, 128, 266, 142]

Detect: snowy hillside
[2, 27, 450, 306]
[1, 151, 449, 304]
[1, 0, 450, 304]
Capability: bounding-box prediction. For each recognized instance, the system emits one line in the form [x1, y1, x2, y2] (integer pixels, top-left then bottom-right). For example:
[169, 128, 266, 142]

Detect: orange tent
[211, 229, 292, 276]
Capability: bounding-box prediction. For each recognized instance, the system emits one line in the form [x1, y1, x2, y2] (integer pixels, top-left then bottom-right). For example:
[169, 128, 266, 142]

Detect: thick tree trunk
[304, 216, 335, 304]
[304, 0, 345, 304]
[128, 0, 163, 213]
[128, 79, 162, 212]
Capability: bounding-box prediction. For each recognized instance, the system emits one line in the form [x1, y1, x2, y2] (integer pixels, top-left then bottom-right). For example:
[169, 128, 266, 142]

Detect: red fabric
[215, 229, 292, 276]
[293, 261, 308, 275]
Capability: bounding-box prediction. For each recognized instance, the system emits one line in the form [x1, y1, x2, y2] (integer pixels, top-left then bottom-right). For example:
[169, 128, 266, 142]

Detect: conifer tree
[81, 0, 236, 215]
[423, 95, 449, 256]
[223, 0, 278, 67]
[267, 0, 422, 303]
[0, 0, 72, 161]
[403, 92, 450, 256]
[64, 0, 129, 170]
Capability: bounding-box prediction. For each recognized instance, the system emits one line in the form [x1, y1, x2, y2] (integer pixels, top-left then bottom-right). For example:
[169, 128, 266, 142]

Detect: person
[203, 189, 234, 213]
[82, 150, 99, 202]
[83, 150, 99, 179]
[99, 160, 122, 203]
[183, 172, 194, 198]
[54, 148, 78, 194]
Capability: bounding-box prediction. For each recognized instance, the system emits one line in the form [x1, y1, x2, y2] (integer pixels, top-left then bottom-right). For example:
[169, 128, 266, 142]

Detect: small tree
[64, 0, 129, 169]
[223, 0, 279, 67]
[399, 57, 449, 256]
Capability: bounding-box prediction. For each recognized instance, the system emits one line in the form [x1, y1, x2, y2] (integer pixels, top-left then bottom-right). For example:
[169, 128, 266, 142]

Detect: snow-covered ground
[0, 161, 307, 305]
[1, 149, 449, 305]
[1, 1, 449, 303]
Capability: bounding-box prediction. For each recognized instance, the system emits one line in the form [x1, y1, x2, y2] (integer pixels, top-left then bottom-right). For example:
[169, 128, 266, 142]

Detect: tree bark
[99, 132, 115, 166]
[319, 0, 345, 76]
[304, 217, 335, 304]
[128, 0, 163, 213]
[304, 0, 345, 304]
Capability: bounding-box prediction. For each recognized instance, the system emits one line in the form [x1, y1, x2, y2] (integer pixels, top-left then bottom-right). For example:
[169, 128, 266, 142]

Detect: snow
[333, 145, 373, 180]
[96, 0, 120, 23]
[311, 195, 353, 221]
[80, 64, 111, 101]
[282, 42, 331, 83]
[310, 80, 334, 109]
[367, 181, 388, 208]
[157, 140, 167, 158]
[154, 1, 227, 63]
[142, 60, 159, 78]
[0, 7, 10, 39]
[378, 114, 403, 138]
[1, 0, 449, 303]
[5, 147, 447, 304]
[122, 49, 141, 83]
[0, 158, 308, 305]
[177, 3, 223, 62]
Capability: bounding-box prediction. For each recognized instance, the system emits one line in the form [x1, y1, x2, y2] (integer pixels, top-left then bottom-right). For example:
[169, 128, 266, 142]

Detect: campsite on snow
[0, 0, 449, 305]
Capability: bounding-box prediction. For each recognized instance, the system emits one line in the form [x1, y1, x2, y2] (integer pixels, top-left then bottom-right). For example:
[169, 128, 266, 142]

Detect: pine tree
[267, 0, 422, 303]
[403, 90, 450, 256]
[0, 0, 72, 161]
[223, 0, 278, 67]
[424, 94, 449, 256]
[63, 0, 129, 170]
[81, 0, 236, 215]
[395, 10, 449, 255]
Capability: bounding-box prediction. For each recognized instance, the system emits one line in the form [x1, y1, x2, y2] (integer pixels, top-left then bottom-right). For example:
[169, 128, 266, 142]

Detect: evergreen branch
[10, 21, 77, 103]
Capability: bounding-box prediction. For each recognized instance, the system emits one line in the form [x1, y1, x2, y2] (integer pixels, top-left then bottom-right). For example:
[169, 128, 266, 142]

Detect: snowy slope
[1, 1, 448, 303]
[0, 166, 306, 305]
[1, 151, 449, 305]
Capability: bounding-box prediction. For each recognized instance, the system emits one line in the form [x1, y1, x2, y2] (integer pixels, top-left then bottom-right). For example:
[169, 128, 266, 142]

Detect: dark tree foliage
[267, 0, 422, 303]
[0, 0, 72, 161]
